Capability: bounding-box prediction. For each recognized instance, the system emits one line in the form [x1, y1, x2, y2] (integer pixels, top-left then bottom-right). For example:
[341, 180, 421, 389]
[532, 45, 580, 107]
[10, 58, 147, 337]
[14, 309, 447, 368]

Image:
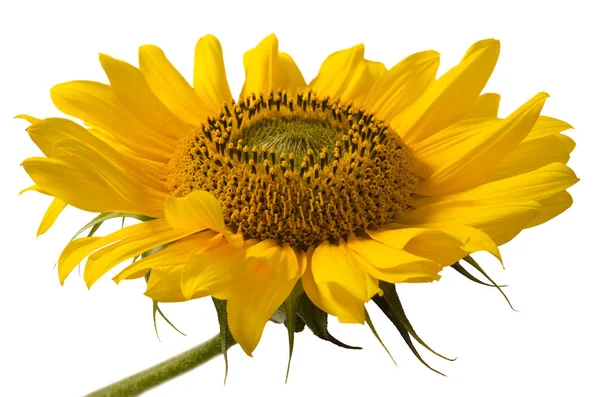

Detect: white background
[1, 0, 598, 396]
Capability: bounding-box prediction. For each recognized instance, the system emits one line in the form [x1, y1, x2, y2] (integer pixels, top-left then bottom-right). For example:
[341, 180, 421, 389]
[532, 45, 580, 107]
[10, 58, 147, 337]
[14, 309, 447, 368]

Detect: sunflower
[21, 34, 577, 358]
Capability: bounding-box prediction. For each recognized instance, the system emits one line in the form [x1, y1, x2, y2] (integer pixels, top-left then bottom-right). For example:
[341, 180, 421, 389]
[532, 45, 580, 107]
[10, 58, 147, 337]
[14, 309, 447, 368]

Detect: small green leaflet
[372, 282, 453, 376]
[152, 301, 186, 342]
[296, 294, 361, 350]
[451, 262, 506, 288]
[283, 281, 304, 383]
[365, 309, 397, 366]
[70, 212, 154, 241]
[463, 256, 516, 311]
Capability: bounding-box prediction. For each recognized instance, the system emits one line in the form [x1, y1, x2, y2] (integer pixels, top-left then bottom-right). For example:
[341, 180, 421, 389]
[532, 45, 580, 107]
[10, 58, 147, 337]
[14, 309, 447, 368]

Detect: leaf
[372, 282, 450, 376]
[451, 262, 506, 288]
[463, 256, 516, 311]
[212, 298, 231, 384]
[365, 309, 397, 366]
[283, 281, 304, 383]
[152, 300, 186, 342]
[71, 212, 154, 241]
[296, 294, 361, 350]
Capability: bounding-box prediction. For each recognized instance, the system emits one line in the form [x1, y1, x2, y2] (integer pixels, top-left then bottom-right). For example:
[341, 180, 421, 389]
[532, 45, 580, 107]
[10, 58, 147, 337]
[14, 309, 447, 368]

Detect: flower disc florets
[167, 89, 419, 248]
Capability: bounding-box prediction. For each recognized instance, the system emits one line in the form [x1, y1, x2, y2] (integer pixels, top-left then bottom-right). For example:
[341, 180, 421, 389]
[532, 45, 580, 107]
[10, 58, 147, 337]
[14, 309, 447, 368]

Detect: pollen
[166, 90, 419, 248]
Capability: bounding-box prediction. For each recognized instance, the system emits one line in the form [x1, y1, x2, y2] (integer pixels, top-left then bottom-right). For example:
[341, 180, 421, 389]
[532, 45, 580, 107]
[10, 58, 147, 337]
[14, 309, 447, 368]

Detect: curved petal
[278, 52, 307, 93]
[482, 134, 575, 183]
[246, 240, 299, 283]
[139, 45, 211, 125]
[181, 238, 246, 300]
[523, 116, 573, 142]
[467, 93, 501, 118]
[415, 92, 548, 196]
[309, 43, 386, 105]
[22, 157, 164, 217]
[164, 191, 242, 247]
[364, 50, 439, 122]
[400, 200, 541, 246]
[57, 219, 171, 284]
[413, 162, 578, 207]
[25, 118, 167, 194]
[113, 231, 222, 282]
[240, 34, 279, 97]
[307, 240, 379, 323]
[83, 226, 200, 288]
[365, 227, 467, 266]
[180, 238, 300, 355]
[527, 190, 573, 228]
[145, 265, 187, 302]
[226, 256, 299, 355]
[37, 197, 67, 237]
[50, 81, 176, 161]
[194, 34, 233, 113]
[395, 39, 500, 144]
[346, 233, 443, 280]
[99, 54, 191, 140]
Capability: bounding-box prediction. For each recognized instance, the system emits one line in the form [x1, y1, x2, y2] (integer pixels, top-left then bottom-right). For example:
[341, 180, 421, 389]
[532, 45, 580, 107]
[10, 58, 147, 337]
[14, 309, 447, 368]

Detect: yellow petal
[84, 226, 197, 288]
[413, 162, 578, 207]
[308, 240, 378, 323]
[246, 240, 300, 283]
[302, 257, 369, 324]
[113, 231, 221, 282]
[278, 52, 307, 93]
[145, 265, 187, 302]
[194, 34, 233, 112]
[400, 200, 541, 246]
[57, 219, 171, 284]
[139, 45, 211, 125]
[25, 118, 164, 195]
[50, 81, 176, 161]
[528, 191, 573, 228]
[483, 134, 575, 183]
[523, 116, 573, 142]
[163, 191, 242, 247]
[22, 157, 131, 215]
[467, 93, 501, 118]
[15, 114, 42, 124]
[240, 34, 279, 98]
[364, 50, 439, 122]
[415, 92, 548, 196]
[37, 197, 67, 237]
[181, 239, 246, 300]
[346, 233, 443, 280]
[99, 53, 190, 140]
[369, 227, 467, 267]
[396, 39, 500, 144]
[309, 43, 386, 104]
[226, 257, 299, 356]
[23, 121, 166, 216]
[406, 224, 502, 263]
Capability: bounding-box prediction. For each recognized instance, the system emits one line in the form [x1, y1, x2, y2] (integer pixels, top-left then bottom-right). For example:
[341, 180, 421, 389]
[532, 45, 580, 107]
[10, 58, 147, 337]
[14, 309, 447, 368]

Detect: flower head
[21, 34, 577, 362]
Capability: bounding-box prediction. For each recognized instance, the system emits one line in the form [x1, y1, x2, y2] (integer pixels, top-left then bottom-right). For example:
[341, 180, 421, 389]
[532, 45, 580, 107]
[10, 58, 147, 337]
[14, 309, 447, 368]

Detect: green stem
[85, 334, 236, 397]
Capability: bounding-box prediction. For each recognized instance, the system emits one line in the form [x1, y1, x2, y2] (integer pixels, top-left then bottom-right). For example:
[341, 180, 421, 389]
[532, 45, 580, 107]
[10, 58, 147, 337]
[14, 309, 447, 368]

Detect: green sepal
[283, 281, 304, 382]
[463, 256, 516, 311]
[451, 262, 506, 288]
[372, 282, 451, 376]
[71, 212, 154, 241]
[212, 298, 231, 384]
[365, 309, 397, 366]
[296, 294, 361, 350]
[152, 300, 186, 341]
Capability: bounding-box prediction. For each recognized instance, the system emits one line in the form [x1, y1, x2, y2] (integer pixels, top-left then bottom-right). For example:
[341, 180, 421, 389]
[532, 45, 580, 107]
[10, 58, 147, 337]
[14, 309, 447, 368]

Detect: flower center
[167, 90, 419, 249]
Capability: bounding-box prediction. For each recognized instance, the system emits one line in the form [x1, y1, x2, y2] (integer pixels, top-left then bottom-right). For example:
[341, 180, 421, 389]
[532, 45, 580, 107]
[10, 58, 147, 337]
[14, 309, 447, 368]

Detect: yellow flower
[21, 34, 577, 357]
